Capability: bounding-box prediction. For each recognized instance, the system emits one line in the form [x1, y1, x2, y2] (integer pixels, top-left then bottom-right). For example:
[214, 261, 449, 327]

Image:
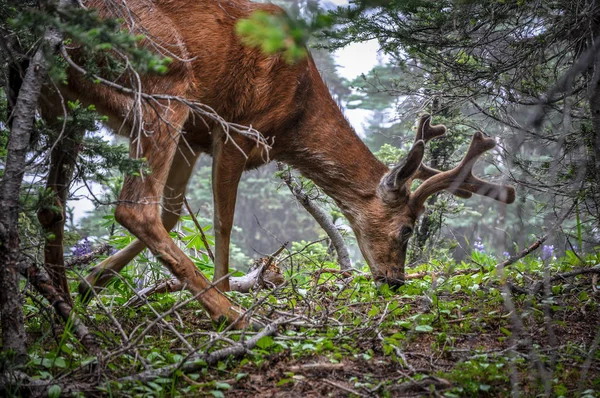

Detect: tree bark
[589, 58, 600, 180]
[0, 0, 78, 362]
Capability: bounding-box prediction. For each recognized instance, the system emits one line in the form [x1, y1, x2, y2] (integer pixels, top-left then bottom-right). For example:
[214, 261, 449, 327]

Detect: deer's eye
[400, 226, 413, 238]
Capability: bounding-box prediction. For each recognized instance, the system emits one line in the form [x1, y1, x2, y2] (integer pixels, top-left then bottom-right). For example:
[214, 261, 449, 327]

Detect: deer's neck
[282, 68, 389, 220]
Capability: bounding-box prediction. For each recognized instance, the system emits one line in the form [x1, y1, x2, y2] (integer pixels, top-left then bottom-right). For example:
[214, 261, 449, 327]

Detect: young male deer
[57, 0, 515, 328]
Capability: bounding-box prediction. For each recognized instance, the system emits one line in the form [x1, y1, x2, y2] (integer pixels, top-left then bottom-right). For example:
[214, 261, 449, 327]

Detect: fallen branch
[530, 264, 600, 295]
[277, 162, 352, 271]
[123, 247, 286, 307]
[119, 317, 292, 383]
[289, 362, 345, 372]
[322, 378, 366, 397]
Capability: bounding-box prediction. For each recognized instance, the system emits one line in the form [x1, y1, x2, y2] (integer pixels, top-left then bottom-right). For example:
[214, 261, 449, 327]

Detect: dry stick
[183, 196, 214, 262]
[119, 317, 294, 383]
[288, 362, 345, 372]
[123, 243, 288, 307]
[322, 378, 366, 397]
[19, 258, 99, 354]
[277, 163, 352, 271]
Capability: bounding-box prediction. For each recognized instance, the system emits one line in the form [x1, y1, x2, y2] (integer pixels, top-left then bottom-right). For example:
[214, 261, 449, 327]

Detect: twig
[119, 317, 295, 383]
[322, 378, 366, 397]
[183, 197, 214, 263]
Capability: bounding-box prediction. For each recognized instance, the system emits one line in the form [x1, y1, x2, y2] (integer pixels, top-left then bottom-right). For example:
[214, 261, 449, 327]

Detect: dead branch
[288, 362, 345, 372]
[123, 248, 286, 307]
[277, 162, 352, 271]
[530, 264, 600, 295]
[19, 258, 99, 353]
[119, 317, 293, 383]
[322, 378, 367, 397]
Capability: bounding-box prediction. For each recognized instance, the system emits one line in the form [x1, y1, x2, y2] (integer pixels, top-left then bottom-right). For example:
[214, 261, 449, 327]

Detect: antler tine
[411, 114, 472, 198]
[415, 164, 473, 199]
[414, 114, 446, 144]
[409, 131, 516, 210]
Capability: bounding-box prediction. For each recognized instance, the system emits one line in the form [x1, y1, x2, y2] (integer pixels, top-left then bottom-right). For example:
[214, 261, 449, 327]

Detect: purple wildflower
[503, 251, 510, 258]
[134, 277, 145, 291]
[541, 245, 555, 261]
[473, 237, 485, 253]
[72, 237, 92, 257]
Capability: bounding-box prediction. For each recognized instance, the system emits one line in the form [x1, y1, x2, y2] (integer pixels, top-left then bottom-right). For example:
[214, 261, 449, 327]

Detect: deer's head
[353, 115, 516, 288]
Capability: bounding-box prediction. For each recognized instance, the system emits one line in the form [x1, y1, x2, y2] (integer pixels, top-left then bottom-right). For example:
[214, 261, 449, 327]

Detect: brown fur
[58, 0, 513, 324]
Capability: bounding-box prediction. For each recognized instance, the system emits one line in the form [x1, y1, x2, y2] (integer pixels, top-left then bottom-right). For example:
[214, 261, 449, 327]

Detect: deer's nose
[374, 275, 405, 290]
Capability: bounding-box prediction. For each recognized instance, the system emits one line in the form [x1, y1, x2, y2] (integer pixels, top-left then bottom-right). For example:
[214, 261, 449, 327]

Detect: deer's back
[74, 0, 316, 156]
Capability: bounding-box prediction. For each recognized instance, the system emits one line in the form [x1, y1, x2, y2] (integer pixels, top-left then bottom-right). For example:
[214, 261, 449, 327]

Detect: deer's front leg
[211, 132, 248, 292]
[113, 105, 248, 328]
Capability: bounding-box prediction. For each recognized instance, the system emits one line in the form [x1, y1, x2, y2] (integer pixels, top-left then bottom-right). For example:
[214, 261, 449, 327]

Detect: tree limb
[277, 162, 352, 271]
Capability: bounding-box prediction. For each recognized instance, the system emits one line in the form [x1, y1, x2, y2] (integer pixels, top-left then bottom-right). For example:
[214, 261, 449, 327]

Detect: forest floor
[5, 249, 600, 397]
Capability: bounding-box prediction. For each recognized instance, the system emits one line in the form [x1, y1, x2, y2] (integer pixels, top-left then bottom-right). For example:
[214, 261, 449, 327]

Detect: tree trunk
[0, 0, 77, 362]
[589, 60, 600, 181]
[37, 121, 84, 307]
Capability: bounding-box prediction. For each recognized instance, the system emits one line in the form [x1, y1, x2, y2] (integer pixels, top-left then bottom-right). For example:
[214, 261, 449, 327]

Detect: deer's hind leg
[78, 143, 201, 303]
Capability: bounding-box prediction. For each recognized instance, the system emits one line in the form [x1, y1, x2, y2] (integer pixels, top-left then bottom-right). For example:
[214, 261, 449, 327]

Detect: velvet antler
[409, 130, 516, 210]
[410, 114, 472, 199]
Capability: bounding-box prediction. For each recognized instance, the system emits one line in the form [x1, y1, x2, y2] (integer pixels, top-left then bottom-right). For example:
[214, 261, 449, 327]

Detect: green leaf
[415, 325, 434, 333]
[256, 336, 274, 349]
[48, 385, 62, 398]
[215, 382, 232, 390]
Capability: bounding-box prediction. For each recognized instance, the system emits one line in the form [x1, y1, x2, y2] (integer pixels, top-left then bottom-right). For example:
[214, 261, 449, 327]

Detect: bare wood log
[277, 162, 352, 271]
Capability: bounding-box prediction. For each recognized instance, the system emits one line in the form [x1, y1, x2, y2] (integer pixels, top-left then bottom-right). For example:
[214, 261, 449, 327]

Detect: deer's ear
[379, 140, 424, 201]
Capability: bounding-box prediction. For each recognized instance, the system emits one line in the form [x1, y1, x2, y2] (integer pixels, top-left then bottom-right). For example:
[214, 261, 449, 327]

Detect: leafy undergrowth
[7, 245, 600, 397]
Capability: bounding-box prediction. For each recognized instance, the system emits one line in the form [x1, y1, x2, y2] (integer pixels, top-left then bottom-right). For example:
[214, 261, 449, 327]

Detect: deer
[45, 0, 515, 329]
